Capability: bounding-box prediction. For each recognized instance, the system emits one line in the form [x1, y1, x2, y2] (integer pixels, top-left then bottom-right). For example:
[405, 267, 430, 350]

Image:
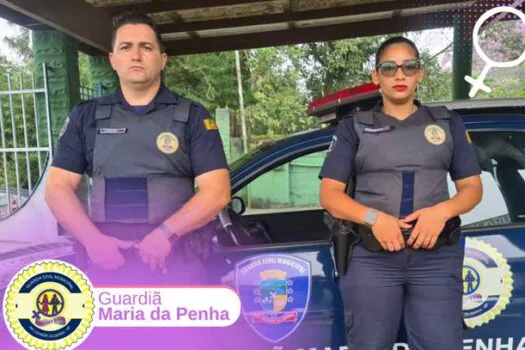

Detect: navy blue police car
[209, 84, 525, 350]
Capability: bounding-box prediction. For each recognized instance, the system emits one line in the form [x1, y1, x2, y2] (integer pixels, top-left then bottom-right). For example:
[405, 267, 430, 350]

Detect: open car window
[452, 130, 525, 228]
[237, 150, 327, 214]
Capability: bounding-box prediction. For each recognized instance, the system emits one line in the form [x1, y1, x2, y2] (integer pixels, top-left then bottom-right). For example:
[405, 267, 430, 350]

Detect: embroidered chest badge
[156, 132, 179, 154]
[424, 124, 446, 145]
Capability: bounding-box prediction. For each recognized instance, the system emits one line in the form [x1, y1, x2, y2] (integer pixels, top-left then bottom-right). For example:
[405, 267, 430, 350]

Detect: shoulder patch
[328, 135, 337, 152]
[58, 118, 69, 139]
[203, 118, 218, 130]
[465, 130, 472, 144]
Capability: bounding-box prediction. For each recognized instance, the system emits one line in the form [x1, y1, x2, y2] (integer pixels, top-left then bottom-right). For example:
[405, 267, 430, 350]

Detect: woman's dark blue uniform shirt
[320, 102, 482, 183]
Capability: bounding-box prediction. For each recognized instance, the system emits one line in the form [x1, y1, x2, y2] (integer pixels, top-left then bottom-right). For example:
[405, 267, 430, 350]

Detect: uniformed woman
[319, 36, 483, 350]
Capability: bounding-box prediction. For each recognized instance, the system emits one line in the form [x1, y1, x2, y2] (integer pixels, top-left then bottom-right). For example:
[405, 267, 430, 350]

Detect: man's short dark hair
[375, 36, 420, 66]
[111, 12, 165, 52]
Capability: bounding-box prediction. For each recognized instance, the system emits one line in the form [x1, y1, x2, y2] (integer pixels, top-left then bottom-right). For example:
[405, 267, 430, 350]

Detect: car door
[210, 119, 525, 350]
[456, 124, 525, 349]
[206, 130, 349, 350]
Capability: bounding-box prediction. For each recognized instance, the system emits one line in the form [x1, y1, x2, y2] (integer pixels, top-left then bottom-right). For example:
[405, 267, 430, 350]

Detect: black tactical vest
[89, 99, 194, 225]
[352, 106, 453, 218]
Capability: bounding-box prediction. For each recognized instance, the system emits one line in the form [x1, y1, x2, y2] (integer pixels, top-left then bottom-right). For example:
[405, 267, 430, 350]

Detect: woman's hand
[402, 204, 451, 249]
[372, 212, 412, 252]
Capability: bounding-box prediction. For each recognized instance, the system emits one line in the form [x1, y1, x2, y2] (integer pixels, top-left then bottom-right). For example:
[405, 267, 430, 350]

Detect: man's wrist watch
[363, 209, 379, 228]
[158, 223, 178, 241]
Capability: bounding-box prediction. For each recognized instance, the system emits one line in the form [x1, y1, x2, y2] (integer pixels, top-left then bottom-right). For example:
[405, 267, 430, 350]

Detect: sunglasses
[376, 59, 421, 77]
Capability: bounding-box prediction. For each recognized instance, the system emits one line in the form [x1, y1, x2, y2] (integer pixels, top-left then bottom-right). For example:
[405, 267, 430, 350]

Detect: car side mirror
[231, 196, 246, 215]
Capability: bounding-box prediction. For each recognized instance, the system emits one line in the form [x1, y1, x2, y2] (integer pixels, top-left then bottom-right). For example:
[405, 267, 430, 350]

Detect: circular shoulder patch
[156, 132, 179, 154]
[3, 260, 95, 350]
[424, 124, 446, 145]
[462, 238, 513, 328]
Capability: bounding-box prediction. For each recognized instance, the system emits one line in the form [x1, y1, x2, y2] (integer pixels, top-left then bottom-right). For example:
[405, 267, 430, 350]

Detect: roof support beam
[164, 12, 456, 56]
[157, 0, 471, 34]
[105, 0, 264, 15]
[0, 0, 112, 53]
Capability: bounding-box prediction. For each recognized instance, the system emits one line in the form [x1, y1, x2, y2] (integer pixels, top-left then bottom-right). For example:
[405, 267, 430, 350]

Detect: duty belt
[356, 216, 461, 252]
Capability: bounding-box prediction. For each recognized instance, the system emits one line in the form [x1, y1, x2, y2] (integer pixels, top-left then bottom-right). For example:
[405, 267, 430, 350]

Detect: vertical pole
[19, 72, 32, 192]
[7, 73, 21, 202]
[32, 30, 80, 144]
[31, 71, 42, 174]
[43, 63, 54, 160]
[235, 50, 250, 208]
[235, 50, 248, 155]
[453, 13, 473, 100]
[0, 97, 10, 215]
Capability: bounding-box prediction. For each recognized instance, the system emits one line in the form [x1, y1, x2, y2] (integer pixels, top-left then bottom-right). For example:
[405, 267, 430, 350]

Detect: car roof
[322, 99, 525, 125]
[429, 98, 525, 113]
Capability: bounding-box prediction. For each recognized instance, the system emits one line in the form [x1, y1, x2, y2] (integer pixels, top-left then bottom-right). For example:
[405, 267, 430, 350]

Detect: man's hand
[372, 212, 412, 252]
[85, 235, 134, 271]
[135, 229, 172, 272]
[403, 204, 451, 249]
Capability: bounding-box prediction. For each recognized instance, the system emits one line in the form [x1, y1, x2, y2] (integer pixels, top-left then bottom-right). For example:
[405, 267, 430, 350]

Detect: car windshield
[228, 141, 277, 172]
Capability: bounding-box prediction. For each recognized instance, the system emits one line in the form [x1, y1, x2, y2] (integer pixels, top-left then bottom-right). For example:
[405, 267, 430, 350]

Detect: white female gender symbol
[465, 6, 525, 98]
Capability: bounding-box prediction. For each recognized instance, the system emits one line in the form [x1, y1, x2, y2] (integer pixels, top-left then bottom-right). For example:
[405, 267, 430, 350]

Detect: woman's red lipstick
[393, 84, 408, 91]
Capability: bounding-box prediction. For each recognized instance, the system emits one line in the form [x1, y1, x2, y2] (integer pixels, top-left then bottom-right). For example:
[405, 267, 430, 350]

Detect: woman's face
[372, 43, 424, 103]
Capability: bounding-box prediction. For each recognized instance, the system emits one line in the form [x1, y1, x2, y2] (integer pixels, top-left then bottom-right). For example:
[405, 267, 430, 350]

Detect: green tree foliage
[244, 47, 314, 136]
[164, 52, 245, 113]
[297, 37, 385, 100]
[480, 20, 525, 63]
[78, 52, 91, 88]
[2, 26, 32, 70]
[0, 26, 43, 198]
[0, 68, 43, 199]
[418, 51, 453, 102]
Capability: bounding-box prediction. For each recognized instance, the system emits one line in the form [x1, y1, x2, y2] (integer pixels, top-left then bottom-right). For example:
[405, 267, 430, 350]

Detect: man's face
[109, 24, 167, 87]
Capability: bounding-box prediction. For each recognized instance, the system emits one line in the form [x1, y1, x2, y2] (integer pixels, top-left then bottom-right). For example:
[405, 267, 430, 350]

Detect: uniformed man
[45, 12, 230, 286]
[319, 36, 483, 349]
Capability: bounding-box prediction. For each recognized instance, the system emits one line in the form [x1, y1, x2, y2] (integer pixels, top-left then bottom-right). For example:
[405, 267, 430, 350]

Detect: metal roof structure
[0, 0, 503, 56]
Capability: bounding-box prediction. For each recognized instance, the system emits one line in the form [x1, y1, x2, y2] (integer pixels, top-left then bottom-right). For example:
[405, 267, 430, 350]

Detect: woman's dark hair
[111, 12, 165, 52]
[375, 36, 420, 66]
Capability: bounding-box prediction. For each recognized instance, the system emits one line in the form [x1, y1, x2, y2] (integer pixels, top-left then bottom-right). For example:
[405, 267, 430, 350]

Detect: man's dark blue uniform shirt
[53, 85, 228, 177]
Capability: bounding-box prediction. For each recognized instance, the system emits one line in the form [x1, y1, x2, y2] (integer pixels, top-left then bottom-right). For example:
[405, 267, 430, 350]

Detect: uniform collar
[373, 99, 422, 113]
[357, 99, 423, 125]
[98, 84, 180, 106]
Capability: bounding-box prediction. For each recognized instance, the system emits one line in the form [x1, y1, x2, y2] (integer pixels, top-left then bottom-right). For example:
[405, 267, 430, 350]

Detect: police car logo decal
[236, 254, 311, 343]
[156, 132, 179, 154]
[3, 260, 95, 349]
[462, 238, 513, 328]
[424, 124, 446, 145]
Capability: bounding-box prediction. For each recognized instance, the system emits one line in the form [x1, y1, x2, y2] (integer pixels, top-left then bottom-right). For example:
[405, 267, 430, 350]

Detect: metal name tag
[97, 128, 128, 135]
[363, 125, 395, 133]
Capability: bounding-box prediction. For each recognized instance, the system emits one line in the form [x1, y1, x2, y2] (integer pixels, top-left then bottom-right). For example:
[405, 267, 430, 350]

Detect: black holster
[179, 223, 215, 263]
[324, 212, 360, 276]
[73, 222, 216, 268]
[356, 216, 462, 252]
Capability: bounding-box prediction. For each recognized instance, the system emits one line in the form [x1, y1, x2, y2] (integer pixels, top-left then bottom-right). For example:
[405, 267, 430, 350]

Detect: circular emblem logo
[462, 238, 513, 328]
[156, 132, 179, 154]
[424, 124, 446, 145]
[3, 260, 95, 349]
